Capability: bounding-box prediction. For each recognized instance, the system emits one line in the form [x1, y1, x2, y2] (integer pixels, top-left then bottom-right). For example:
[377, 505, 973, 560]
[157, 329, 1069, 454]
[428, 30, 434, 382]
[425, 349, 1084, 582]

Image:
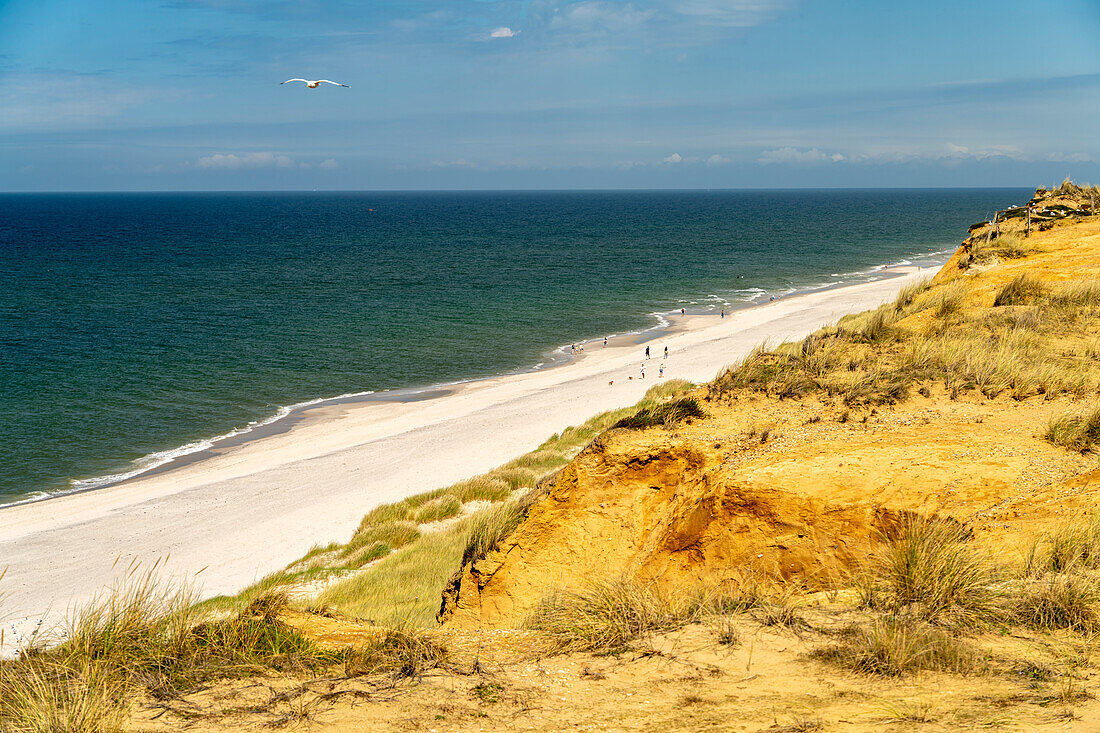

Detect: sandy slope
[0, 268, 926, 641]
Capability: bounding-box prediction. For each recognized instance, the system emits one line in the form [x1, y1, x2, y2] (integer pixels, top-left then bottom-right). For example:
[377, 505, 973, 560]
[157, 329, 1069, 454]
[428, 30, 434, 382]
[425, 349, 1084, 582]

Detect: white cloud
[706, 154, 731, 166]
[0, 71, 178, 130]
[551, 2, 657, 35]
[673, 0, 792, 28]
[430, 158, 475, 168]
[757, 147, 845, 165]
[489, 26, 517, 38]
[942, 143, 1023, 161]
[196, 152, 294, 170]
[662, 152, 683, 163]
[1047, 152, 1096, 163]
[318, 158, 339, 169]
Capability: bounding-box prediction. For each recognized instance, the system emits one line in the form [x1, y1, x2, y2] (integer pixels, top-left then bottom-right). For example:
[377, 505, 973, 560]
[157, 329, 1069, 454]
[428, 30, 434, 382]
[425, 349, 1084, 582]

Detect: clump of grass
[1048, 279, 1100, 310]
[1045, 405, 1100, 453]
[472, 682, 504, 704]
[345, 521, 420, 557]
[932, 282, 966, 319]
[971, 232, 1035, 264]
[447, 476, 511, 503]
[993, 274, 1045, 307]
[0, 660, 127, 733]
[613, 396, 706, 429]
[0, 572, 337, 730]
[1013, 570, 1100, 631]
[526, 578, 694, 652]
[893, 278, 932, 313]
[812, 617, 977, 676]
[710, 616, 740, 646]
[857, 307, 899, 343]
[343, 625, 447, 680]
[1025, 514, 1100, 574]
[863, 515, 1001, 626]
[318, 527, 469, 626]
[701, 575, 806, 629]
[462, 496, 532, 565]
[346, 540, 393, 568]
[487, 466, 540, 490]
[413, 495, 462, 523]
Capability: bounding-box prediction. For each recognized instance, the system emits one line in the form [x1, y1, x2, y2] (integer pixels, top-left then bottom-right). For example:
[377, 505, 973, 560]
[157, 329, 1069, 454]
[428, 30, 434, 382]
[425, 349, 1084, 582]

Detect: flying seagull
[281, 79, 349, 88]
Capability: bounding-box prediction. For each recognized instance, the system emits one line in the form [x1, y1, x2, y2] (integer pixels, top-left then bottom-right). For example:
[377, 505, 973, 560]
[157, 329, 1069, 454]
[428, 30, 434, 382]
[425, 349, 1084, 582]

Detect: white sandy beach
[0, 267, 930, 644]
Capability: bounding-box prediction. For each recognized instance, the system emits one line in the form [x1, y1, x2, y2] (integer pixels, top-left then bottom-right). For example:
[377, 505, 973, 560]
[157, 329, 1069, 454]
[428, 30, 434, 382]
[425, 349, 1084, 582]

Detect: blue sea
[0, 189, 1026, 505]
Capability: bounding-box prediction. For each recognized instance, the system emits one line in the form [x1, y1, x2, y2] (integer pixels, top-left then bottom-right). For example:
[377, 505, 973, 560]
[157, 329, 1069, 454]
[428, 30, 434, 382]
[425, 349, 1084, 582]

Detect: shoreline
[3, 250, 948, 510]
[0, 261, 937, 646]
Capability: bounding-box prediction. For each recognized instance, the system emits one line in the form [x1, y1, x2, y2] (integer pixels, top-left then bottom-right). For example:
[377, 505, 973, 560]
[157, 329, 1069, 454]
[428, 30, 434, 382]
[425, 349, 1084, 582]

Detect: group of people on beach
[640, 344, 669, 380]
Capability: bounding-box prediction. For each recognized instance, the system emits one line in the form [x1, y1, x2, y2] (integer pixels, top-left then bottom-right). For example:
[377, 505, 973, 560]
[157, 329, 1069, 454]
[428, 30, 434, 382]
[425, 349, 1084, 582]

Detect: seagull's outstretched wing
[281, 79, 309, 84]
[317, 80, 349, 87]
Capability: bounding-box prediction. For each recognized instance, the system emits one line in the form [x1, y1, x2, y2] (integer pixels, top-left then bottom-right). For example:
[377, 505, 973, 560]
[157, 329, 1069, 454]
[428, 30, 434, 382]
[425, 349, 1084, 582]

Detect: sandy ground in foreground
[0, 268, 927, 643]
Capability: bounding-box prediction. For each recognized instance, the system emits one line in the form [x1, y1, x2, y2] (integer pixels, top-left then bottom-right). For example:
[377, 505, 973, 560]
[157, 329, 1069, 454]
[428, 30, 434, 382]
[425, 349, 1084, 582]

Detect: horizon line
[0, 185, 1036, 195]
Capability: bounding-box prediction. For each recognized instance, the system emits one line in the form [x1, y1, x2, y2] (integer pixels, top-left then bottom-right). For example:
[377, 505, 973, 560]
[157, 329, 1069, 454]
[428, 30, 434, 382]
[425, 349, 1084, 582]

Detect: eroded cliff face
[440, 188, 1100, 630]
[440, 392, 1100, 628]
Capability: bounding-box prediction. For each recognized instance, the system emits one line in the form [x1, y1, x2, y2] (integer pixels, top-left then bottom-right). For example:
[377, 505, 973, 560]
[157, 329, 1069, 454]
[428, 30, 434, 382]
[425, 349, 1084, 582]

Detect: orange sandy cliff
[440, 183, 1100, 630]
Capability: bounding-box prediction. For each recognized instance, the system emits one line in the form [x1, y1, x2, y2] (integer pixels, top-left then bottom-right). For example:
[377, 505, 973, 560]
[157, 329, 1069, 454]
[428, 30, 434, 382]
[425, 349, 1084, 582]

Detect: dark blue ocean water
[0, 190, 1025, 504]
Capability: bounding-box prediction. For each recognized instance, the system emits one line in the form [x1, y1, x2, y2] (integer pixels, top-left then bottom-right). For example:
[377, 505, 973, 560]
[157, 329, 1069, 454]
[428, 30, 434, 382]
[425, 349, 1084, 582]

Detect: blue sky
[1, 0, 1098, 190]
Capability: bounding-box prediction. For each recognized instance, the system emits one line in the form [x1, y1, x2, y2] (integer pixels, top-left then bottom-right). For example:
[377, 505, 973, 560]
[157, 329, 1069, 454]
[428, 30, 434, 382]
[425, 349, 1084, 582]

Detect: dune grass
[343, 625, 447, 680]
[613, 395, 707, 429]
[316, 526, 469, 627]
[813, 617, 978, 676]
[1045, 405, 1100, 453]
[861, 516, 1002, 627]
[710, 264, 1100, 407]
[0, 568, 339, 730]
[993, 273, 1045, 307]
[1014, 569, 1100, 632]
[970, 232, 1037, 265]
[526, 578, 698, 652]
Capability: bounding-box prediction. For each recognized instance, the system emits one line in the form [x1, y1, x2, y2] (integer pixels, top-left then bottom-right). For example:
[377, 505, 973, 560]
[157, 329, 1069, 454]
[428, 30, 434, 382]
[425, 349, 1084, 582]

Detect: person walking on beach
[721, 308, 725, 318]
[645, 346, 650, 359]
[640, 363, 646, 379]
[663, 346, 668, 359]
[659, 364, 665, 378]
[681, 308, 686, 316]
[604, 336, 608, 347]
